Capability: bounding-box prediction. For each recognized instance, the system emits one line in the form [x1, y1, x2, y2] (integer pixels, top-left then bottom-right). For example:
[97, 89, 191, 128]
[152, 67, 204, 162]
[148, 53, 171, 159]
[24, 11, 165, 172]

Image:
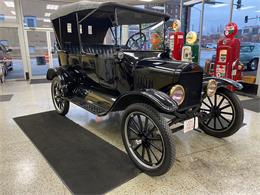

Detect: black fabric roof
[50, 1, 170, 23]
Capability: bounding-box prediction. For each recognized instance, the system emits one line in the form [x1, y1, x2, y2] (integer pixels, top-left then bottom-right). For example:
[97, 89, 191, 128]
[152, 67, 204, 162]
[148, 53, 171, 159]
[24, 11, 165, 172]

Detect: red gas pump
[214, 22, 244, 90]
[169, 20, 184, 61]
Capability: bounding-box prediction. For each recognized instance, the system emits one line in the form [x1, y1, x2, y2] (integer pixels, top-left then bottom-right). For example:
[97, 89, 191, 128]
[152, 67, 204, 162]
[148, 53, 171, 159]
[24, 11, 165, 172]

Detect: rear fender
[109, 89, 178, 113]
[203, 76, 243, 90]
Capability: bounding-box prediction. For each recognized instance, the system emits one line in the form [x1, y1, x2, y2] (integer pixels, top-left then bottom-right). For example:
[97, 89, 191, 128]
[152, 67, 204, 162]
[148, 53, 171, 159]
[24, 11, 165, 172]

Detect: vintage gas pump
[181, 31, 199, 63]
[214, 22, 243, 86]
[169, 20, 184, 61]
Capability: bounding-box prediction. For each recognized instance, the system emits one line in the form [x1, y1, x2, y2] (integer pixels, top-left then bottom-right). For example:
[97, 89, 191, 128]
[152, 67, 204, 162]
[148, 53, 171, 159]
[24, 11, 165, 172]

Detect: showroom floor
[1, 81, 260, 195]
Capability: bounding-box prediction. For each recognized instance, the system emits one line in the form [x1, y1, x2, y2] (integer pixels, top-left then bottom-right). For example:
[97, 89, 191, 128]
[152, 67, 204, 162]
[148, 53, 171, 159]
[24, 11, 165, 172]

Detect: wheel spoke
[200, 108, 211, 112]
[141, 145, 145, 158]
[214, 117, 216, 129]
[207, 96, 214, 107]
[129, 127, 139, 136]
[148, 141, 162, 153]
[146, 125, 156, 136]
[146, 147, 152, 163]
[220, 111, 233, 115]
[147, 136, 161, 141]
[130, 117, 140, 132]
[206, 116, 213, 125]
[220, 104, 231, 110]
[144, 117, 148, 132]
[133, 143, 142, 151]
[217, 97, 225, 108]
[217, 116, 224, 129]
[148, 147, 159, 162]
[202, 100, 211, 109]
[214, 94, 217, 106]
[219, 115, 231, 124]
[137, 114, 143, 131]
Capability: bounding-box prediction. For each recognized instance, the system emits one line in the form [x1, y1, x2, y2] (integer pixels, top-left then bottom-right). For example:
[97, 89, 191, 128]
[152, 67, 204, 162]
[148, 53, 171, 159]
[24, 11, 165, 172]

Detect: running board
[70, 97, 108, 116]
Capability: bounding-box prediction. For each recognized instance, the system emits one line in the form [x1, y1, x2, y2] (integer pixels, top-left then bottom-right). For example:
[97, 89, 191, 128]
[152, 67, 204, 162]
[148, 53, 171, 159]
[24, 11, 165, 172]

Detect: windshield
[103, 21, 166, 51]
[240, 46, 254, 53]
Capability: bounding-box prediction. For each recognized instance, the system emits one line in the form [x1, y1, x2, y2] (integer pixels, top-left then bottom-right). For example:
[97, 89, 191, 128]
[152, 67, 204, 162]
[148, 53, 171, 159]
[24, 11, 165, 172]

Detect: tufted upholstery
[62, 43, 116, 58]
[83, 44, 115, 58]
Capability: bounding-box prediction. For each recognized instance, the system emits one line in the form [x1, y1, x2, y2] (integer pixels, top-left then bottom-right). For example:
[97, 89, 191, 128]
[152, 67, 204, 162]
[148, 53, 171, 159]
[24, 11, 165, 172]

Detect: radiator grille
[178, 71, 203, 109]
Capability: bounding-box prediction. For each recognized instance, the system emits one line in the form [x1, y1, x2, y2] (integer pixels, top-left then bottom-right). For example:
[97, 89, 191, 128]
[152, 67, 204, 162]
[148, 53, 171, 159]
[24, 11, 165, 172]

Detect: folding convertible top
[50, 1, 170, 23]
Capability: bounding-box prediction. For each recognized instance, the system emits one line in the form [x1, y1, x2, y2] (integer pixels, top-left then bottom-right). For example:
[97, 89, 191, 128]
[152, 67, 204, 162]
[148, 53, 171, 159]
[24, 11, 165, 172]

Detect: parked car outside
[206, 43, 217, 49]
[240, 42, 260, 71]
[0, 43, 13, 76]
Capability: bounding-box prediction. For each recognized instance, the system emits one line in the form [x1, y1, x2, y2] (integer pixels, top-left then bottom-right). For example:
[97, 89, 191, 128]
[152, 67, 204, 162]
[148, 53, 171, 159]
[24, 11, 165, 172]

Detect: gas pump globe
[214, 22, 243, 89]
[181, 31, 199, 63]
[169, 20, 184, 60]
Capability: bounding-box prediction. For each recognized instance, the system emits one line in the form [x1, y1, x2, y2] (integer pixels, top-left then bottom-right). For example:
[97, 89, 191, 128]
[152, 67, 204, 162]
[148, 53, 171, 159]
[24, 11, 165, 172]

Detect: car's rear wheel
[199, 87, 244, 138]
[121, 103, 175, 176]
[51, 76, 70, 115]
[248, 59, 258, 71]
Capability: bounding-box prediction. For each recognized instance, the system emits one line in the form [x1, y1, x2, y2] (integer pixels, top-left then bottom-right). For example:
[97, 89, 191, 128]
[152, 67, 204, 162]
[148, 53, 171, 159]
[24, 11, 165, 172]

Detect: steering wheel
[126, 32, 146, 50]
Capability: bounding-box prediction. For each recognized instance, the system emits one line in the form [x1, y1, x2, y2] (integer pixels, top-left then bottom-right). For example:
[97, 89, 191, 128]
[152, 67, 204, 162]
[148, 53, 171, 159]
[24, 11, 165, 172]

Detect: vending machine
[169, 20, 184, 61]
[181, 31, 199, 63]
[214, 22, 243, 83]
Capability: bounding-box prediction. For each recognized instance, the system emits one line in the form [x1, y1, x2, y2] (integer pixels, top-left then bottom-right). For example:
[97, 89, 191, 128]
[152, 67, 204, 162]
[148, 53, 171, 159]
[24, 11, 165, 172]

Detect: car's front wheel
[51, 76, 70, 115]
[121, 103, 175, 176]
[199, 87, 244, 138]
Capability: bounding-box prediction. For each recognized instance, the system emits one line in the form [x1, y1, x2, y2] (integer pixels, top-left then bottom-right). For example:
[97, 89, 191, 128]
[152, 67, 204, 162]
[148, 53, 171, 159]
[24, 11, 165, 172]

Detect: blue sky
[190, 0, 260, 34]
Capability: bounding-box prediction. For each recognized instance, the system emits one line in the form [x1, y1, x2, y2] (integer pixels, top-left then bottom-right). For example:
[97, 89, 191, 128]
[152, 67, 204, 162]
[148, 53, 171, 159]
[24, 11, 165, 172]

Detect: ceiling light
[10, 11, 16, 15]
[139, 0, 153, 2]
[4, 1, 14, 8]
[184, 0, 202, 6]
[211, 3, 228, 8]
[46, 4, 59, 10]
[43, 18, 51, 23]
[150, 21, 164, 31]
[44, 13, 51, 17]
[241, 6, 255, 10]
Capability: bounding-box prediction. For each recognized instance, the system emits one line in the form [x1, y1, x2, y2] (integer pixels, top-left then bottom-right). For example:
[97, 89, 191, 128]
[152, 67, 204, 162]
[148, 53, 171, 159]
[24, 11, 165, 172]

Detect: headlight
[117, 51, 124, 60]
[170, 85, 185, 105]
[207, 79, 217, 97]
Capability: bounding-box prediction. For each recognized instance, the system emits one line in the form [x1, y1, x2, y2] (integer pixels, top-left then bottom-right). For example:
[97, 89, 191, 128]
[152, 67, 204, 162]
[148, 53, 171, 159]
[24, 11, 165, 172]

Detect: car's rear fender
[203, 76, 243, 90]
[46, 66, 70, 82]
[109, 89, 178, 114]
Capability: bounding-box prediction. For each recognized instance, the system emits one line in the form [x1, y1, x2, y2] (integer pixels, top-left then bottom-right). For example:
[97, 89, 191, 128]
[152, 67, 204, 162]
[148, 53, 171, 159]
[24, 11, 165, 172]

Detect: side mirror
[7, 48, 12, 52]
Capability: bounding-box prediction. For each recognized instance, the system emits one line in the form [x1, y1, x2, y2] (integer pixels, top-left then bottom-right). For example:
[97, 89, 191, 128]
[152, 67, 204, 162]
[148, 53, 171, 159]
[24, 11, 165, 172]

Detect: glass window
[0, 14, 5, 22]
[24, 16, 37, 27]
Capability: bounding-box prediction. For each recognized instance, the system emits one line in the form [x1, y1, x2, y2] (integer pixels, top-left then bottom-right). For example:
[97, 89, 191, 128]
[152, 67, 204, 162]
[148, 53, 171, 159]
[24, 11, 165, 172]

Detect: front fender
[203, 76, 243, 90]
[109, 89, 178, 113]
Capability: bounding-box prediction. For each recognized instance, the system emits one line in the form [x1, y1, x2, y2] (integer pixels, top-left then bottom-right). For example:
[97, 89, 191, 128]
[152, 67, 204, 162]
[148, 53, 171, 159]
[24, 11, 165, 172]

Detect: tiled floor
[1, 81, 260, 195]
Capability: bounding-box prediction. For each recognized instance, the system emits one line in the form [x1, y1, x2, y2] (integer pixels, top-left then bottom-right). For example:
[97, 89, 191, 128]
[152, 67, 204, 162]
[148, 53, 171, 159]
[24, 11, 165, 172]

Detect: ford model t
[47, 1, 244, 176]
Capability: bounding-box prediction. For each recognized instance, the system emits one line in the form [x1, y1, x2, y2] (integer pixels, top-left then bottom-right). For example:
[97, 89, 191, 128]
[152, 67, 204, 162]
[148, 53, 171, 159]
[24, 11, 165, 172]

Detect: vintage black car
[47, 1, 244, 176]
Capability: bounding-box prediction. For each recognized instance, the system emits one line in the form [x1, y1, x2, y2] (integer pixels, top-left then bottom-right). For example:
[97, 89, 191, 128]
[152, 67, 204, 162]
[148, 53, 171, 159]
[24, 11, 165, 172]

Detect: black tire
[51, 76, 70, 115]
[248, 59, 258, 71]
[199, 87, 244, 138]
[121, 103, 175, 176]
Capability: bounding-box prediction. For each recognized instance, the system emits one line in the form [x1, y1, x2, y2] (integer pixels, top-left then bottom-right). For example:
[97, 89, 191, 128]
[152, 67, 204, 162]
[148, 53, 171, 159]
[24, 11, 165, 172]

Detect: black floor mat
[30, 79, 50, 84]
[14, 111, 139, 194]
[0, 94, 13, 102]
[241, 98, 260, 113]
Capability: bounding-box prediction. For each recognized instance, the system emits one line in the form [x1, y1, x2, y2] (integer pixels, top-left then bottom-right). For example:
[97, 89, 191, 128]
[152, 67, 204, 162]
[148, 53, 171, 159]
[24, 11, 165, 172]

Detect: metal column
[46, 31, 54, 68]
[229, 0, 234, 22]
[198, 0, 205, 64]
[14, 0, 31, 80]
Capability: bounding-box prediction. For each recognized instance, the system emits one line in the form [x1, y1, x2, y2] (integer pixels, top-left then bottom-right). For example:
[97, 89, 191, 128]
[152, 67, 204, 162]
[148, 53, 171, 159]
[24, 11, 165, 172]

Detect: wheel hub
[211, 106, 221, 117]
